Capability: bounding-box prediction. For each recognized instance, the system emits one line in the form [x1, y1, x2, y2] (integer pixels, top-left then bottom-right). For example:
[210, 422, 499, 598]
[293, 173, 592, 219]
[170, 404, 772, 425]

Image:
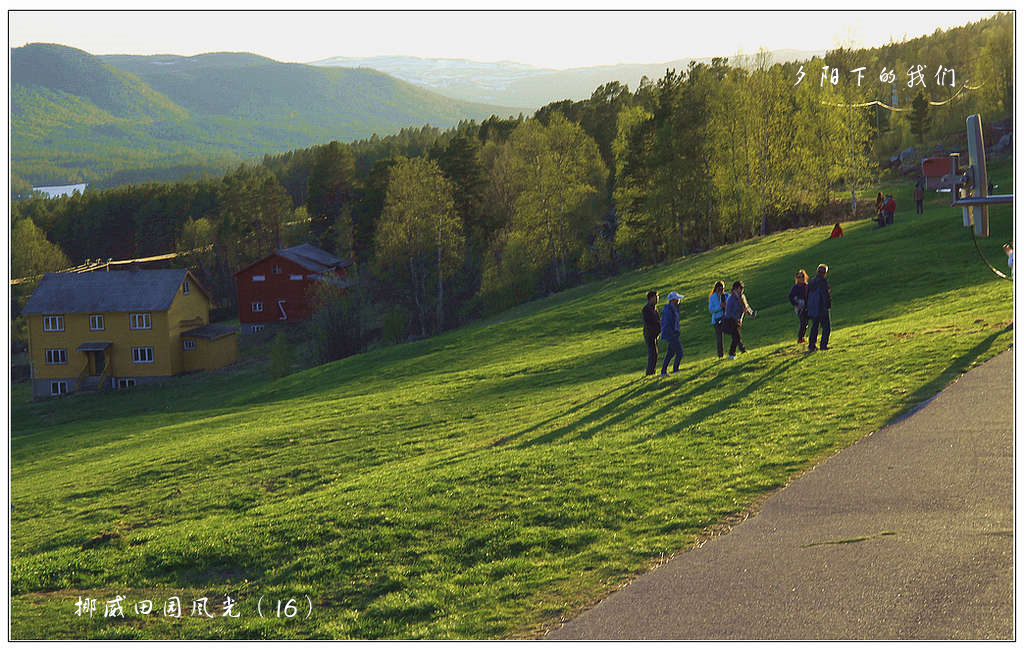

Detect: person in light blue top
[708, 280, 727, 358]
[660, 291, 683, 376]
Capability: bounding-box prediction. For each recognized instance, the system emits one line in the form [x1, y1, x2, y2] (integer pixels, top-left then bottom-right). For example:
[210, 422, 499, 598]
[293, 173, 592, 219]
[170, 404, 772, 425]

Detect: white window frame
[131, 346, 154, 364]
[50, 380, 68, 396]
[272, 264, 282, 274]
[251, 324, 265, 333]
[183, 278, 191, 295]
[43, 315, 65, 332]
[290, 274, 303, 280]
[130, 313, 152, 330]
[89, 314, 105, 331]
[183, 339, 196, 351]
[252, 301, 264, 313]
[252, 275, 266, 282]
[114, 378, 136, 389]
[45, 348, 67, 365]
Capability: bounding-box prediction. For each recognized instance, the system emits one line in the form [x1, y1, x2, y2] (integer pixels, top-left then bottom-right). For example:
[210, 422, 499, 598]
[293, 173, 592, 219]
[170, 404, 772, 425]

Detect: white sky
[8, 6, 1006, 70]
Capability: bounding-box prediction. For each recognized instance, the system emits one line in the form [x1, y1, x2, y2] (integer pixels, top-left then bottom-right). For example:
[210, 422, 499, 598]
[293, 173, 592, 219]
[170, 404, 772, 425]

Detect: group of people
[786, 264, 833, 352]
[642, 264, 833, 377]
[875, 192, 897, 227]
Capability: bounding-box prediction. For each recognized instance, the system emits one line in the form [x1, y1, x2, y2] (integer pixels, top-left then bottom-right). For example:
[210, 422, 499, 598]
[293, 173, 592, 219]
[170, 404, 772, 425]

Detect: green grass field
[10, 158, 1014, 639]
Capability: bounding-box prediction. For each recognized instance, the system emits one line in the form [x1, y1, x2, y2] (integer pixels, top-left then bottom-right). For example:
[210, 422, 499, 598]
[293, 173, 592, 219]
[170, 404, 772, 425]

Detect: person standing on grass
[806, 264, 832, 352]
[642, 290, 661, 377]
[788, 269, 809, 344]
[660, 291, 683, 377]
[914, 181, 925, 214]
[708, 281, 728, 359]
[884, 194, 896, 225]
[723, 281, 755, 360]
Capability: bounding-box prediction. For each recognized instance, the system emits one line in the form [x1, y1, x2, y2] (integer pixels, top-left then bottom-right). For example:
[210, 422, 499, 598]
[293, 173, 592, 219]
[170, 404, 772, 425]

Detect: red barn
[234, 244, 352, 333]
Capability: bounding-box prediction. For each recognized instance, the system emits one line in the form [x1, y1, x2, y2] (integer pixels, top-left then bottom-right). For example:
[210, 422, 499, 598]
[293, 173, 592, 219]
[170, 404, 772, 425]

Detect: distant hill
[10, 44, 516, 187]
[310, 49, 824, 107]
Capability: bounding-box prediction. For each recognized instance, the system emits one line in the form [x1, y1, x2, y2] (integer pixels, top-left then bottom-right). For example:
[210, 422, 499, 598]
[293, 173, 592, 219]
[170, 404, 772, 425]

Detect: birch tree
[375, 157, 464, 336]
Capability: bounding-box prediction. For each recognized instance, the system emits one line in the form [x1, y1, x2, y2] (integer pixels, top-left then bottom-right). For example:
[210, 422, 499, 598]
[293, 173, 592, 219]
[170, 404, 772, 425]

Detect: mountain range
[11, 43, 820, 189]
[10, 44, 514, 188]
[309, 50, 824, 107]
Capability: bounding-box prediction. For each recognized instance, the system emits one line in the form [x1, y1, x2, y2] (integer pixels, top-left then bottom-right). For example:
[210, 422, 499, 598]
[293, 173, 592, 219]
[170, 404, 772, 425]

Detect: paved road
[549, 348, 1014, 640]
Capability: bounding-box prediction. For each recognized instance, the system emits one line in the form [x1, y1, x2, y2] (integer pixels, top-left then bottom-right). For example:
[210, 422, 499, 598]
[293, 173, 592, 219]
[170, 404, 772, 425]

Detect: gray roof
[276, 243, 350, 273]
[22, 270, 190, 315]
[76, 342, 113, 352]
[182, 324, 237, 341]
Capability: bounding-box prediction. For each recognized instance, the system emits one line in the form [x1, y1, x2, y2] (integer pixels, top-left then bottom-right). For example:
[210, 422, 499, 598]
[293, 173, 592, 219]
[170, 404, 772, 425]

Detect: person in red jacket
[883, 194, 896, 224]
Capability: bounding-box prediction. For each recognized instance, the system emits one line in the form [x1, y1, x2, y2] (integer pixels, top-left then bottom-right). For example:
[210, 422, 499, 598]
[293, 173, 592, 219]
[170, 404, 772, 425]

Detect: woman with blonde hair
[788, 269, 810, 344]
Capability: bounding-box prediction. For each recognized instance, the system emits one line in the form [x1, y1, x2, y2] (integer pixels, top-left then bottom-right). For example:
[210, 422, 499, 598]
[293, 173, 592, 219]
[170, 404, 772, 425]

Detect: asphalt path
[548, 348, 1014, 640]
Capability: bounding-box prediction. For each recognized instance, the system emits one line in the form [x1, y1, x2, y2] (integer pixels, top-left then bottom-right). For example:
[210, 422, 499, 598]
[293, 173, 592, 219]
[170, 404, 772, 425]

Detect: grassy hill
[10, 160, 1013, 639]
[10, 44, 514, 187]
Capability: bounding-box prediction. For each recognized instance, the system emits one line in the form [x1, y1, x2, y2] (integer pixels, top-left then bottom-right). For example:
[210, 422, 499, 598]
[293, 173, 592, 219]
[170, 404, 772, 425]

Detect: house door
[92, 350, 105, 375]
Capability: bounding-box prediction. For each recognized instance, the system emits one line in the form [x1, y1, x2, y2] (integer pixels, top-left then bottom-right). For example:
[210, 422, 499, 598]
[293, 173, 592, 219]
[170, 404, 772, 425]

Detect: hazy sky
[8, 7, 1004, 70]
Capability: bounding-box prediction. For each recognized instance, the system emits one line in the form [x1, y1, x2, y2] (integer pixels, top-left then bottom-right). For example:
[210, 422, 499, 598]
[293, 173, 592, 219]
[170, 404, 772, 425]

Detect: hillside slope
[10, 44, 514, 187]
[10, 164, 1014, 639]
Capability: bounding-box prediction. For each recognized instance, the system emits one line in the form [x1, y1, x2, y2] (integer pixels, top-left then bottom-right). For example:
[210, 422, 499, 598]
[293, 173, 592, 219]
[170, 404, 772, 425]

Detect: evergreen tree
[910, 90, 932, 142]
[306, 141, 356, 252]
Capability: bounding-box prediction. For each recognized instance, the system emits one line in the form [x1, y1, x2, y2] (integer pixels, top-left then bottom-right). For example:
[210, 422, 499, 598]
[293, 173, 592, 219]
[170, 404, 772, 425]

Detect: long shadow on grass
[513, 365, 712, 448]
[647, 355, 807, 441]
[889, 323, 1012, 422]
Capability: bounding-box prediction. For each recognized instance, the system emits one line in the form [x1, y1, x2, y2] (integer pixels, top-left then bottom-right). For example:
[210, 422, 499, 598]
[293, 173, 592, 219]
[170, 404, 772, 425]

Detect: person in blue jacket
[660, 291, 683, 376]
[723, 281, 755, 360]
[806, 264, 832, 352]
[708, 281, 727, 358]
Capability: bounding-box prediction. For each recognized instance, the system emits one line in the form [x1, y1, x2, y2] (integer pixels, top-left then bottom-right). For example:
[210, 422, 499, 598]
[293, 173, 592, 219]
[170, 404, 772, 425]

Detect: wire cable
[821, 83, 983, 111]
[970, 226, 1013, 281]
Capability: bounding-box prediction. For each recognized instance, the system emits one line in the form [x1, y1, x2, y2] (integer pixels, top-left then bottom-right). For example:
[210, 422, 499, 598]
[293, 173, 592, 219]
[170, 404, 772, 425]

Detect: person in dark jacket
[723, 281, 755, 360]
[642, 290, 661, 377]
[788, 269, 809, 344]
[708, 281, 727, 358]
[806, 264, 832, 352]
[913, 181, 925, 214]
[660, 291, 683, 376]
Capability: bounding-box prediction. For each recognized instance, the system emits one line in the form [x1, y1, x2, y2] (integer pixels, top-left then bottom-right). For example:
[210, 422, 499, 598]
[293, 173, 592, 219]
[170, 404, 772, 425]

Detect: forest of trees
[10, 12, 1012, 359]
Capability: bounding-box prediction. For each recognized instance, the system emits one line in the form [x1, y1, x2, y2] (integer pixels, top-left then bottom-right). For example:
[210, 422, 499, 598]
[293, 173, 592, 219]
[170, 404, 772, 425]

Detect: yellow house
[21, 269, 237, 398]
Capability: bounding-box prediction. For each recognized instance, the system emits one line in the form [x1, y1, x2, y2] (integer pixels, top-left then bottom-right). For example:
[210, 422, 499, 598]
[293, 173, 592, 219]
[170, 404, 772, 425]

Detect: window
[272, 264, 282, 274]
[252, 302, 264, 313]
[50, 381, 68, 396]
[183, 278, 191, 295]
[115, 378, 136, 389]
[251, 325, 265, 333]
[252, 275, 266, 282]
[183, 339, 196, 351]
[43, 315, 65, 332]
[131, 346, 154, 363]
[45, 348, 67, 365]
[130, 313, 152, 330]
[89, 314, 105, 331]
